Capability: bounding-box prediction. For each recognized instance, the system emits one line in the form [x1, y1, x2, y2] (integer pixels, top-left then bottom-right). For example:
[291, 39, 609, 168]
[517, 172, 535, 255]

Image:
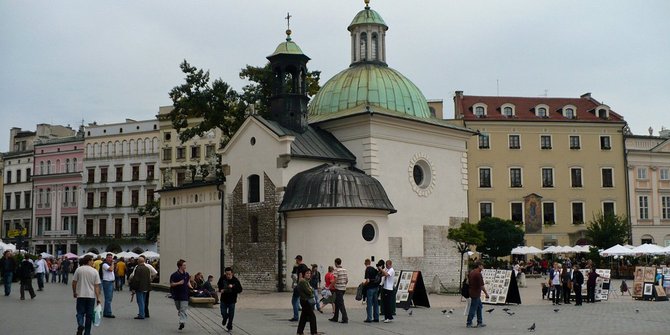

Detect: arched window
[73, 158, 77, 172]
[47, 160, 51, 174]
[46, 188, 51, 206]
[359, 32, 368, 60]
[40, 161, 45, 174]
[65, 159, 70, 173]
[64, 187, 70, 205]
[371, 33, 378, 60]
[249, 216, 259, 243]
[248, 174, 260, 203]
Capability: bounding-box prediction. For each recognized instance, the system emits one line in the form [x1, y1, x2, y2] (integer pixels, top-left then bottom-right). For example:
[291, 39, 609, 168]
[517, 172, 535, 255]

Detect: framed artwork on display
[633, 282, 643, 297]
[644, 267, 655, 282]
[643, 283, 654, 296]
[634, 267, 644, 282]
[654, 285, 666, 297]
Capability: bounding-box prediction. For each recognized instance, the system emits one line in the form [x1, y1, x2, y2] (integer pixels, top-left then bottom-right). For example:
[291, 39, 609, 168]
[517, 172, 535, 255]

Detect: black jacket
[17, 259, 34, 280]
[572, 270, 584, 286]
[0, 256, 16, 276]
[217, 276, 243, 304]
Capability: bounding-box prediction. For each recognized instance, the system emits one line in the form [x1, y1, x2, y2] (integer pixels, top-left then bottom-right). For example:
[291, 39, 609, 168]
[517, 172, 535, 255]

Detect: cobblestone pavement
[1, 277, 668, 334]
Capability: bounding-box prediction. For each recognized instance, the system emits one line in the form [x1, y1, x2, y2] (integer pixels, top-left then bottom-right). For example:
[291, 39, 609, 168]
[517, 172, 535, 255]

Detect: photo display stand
[394, 270, 430, 309]
[632, 266, 656, 300]
[577, 268, 611, 301]
[481, 269, 521, 305]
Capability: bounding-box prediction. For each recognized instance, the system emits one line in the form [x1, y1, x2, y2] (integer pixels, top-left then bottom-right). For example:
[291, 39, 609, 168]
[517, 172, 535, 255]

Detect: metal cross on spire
[285, 12, 292, 30]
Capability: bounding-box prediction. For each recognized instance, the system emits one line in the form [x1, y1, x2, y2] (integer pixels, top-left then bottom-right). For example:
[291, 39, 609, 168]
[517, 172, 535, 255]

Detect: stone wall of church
[227, 173, 280, 291]
[389, 219, 467, 293]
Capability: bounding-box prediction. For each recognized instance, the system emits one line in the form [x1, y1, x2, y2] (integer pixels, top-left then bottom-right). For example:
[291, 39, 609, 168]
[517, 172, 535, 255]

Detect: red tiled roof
[454, 92, 625, 123]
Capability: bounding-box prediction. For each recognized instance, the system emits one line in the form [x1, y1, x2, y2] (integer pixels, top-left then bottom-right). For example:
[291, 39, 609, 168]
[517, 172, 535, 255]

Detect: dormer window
[596, 106, 610, 119]
[473, 104, 487, 118]
[535, 105, 549, 118]
[563, 106, 576, 119]
[501, 104, 515, 117]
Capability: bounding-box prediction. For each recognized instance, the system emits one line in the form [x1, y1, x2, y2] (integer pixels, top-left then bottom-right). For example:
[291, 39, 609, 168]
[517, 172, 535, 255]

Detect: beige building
[157, 106, 224, 188]
[625, 129, 670, 247]
[454, 92, 628, 248]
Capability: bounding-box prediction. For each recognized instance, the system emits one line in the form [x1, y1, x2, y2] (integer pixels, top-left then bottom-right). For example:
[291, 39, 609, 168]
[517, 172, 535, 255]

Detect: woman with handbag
[296, 268, 317, 335]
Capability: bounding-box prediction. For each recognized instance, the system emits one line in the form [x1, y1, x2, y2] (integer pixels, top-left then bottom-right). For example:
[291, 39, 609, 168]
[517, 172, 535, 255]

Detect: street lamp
[210, 153, 226, 279]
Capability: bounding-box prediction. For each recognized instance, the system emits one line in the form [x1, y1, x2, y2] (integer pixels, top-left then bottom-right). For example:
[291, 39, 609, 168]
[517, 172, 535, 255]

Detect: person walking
[561, 265, 572, 304]
[1, 250, 17, 296]
[309, 264, 322, 313]
[129, 256, 157, 318]
[290, 255, 309, 322]
[18, 256, 36, 300]
[115, 258, 126, 291]
[129, 255, 152, 319]
[170, 259, 191, 330]
[550, 263, 562, 305]
[297, 268, 318, 335]
[61, 256, 71, 285]
[380, 260, 395, 323]
[586, 266, 600, 303]
[329, 258, 348, 324]
[72, 255, 102, 335]
[572, 264, 584, 306]
[34, 254, 48, 291]
[100, 253, 116, 318]
[319, 266, 336, 314]
[362, 258, 380, 323]
[218, 267, 243, 333]
[466, 261, 490, 328]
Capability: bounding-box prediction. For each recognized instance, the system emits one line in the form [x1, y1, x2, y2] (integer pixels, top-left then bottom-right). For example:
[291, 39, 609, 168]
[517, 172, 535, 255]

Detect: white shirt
[35, 259, 48, 274]
[129, 263, 157, 280]
[73, 265, 101, 298]
[383, 267, 395, 290]
[551, 269, 561, 285]
[102, 263, 115, 281]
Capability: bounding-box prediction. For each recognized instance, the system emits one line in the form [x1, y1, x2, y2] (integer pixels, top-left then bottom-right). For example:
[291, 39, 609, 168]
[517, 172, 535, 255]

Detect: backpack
[461, 277, 470, 298]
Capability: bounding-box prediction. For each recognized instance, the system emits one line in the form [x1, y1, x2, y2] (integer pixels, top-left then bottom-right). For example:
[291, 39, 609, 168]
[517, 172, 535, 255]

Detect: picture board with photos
[394, 270, 430, 309]
[480, 269, 521, 305]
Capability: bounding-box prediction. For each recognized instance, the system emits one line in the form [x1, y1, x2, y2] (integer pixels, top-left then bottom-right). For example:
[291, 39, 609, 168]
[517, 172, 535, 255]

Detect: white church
[159, 1, 473, 291]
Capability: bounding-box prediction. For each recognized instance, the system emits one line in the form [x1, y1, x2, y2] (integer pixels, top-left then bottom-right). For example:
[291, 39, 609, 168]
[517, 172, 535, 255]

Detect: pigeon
[635, 309, 640, 313]
[553, 309, 560, 313]
[448, 309, 454, 314]
[442, 309, 447, 314]
[408, 310, 413, 316]
[502, 308, 511, 312]
[528, 323, 536, 332]
[485, 308, 495, 313]
[505, 311, 515, 316]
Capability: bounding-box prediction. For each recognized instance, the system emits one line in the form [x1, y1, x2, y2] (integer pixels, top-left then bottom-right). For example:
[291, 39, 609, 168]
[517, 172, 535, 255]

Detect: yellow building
[453, 91, 628, 248]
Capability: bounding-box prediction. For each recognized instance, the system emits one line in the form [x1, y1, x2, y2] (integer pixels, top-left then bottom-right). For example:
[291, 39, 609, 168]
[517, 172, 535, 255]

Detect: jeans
[466, 297, 483, 326]
[144, 291, 150, 317]
[312, 288, 321, 311]
[136, 291, 146, 318]
[221, 302, 236, 330]
[174, 300, 189, 324]
[102, 280, 114, 316]
[36, 273, 45, 289]
[382, 288, 394, 320]
[62, 271, 69, 285]
[3, 273, 12, 296]
[297, 299, 317, 334]
[553, 284, 562, 304]
[76, 297, 96, 335]
[333, 289, 348, 322]
[115, 275, 125, 291]
[291, 288, 300, 319]
[51, 271, 57, 282]
[366, 286, 379, 321]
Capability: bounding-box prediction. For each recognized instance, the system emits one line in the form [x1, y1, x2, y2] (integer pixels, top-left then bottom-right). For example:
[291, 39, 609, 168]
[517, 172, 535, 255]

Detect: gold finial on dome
[285, 29, 292, 41]
[364, 0, 370, 9]
[285, 12, 293, 41]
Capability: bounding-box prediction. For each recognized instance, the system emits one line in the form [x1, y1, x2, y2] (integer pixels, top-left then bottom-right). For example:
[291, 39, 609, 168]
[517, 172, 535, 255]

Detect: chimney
[660, 127, 670, 138]
[454, 91, 464, 119]
[580, 92, 591, 99]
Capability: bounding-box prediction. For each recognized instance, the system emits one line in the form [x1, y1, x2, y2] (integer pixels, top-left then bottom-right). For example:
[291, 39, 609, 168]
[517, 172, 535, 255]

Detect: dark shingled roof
[254, 115, 356, 163]
[279, 164, 396, 213]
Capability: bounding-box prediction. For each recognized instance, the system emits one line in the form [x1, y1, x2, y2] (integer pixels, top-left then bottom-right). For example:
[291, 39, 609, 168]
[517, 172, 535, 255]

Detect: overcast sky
[1, 0, 669, 152]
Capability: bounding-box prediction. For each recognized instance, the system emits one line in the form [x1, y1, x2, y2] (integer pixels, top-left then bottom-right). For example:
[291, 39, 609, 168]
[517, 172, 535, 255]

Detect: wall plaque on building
[523, 193, 543, 234]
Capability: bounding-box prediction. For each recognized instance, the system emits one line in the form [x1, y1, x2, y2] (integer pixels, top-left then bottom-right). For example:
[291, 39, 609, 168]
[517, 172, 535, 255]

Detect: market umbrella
[631, 243, 666, 255]
[79, 252, 98, 259]
[63, 252, 79, 259]
[524, 246, 544, 255]
[40, 252, 54, 259]
[116, 251, 139, 259]
[511, 246, 526, 255]
[543, 245, 559, 254]
[600, 244, 634, 257]
[140, 251, 160, 259]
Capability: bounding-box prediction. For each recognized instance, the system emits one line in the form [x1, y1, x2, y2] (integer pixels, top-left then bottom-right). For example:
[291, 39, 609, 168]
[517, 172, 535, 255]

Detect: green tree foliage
[585, 211, 629, 249]
[136, 199, 160, 243]
[447, 222, 486, 255]
[476, 217, 524, 258]
[169, 61, 321, 146]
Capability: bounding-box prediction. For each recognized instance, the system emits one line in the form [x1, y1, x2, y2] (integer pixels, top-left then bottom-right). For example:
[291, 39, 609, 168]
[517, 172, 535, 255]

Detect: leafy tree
[169, 61, 321, 145]
[585, 211, 629, 249]
[137, 199, 160, 243]
[476, 217, 524, 258]
[448, 221, 486, 288]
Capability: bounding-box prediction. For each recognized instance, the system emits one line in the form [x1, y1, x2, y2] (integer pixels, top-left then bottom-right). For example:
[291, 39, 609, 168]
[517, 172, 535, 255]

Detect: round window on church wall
[362, 223, 376, 242]
[412, 160, 431, 188]
[413, 165, 424, 186]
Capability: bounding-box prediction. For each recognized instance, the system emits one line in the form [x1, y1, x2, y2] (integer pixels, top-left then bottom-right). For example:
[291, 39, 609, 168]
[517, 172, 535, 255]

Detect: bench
[189, 297, 215, 308]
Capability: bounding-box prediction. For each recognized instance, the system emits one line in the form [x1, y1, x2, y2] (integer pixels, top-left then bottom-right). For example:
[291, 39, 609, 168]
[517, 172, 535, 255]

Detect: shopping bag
[93, 303, 102, 327]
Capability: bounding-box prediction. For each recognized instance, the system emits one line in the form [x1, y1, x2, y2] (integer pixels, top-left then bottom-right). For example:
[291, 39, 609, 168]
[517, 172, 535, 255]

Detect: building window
[660, 168, 670, 181]
[16, 170, 21, 183]
[176, 147, 186, 160]
[536, 107, 548, 117]
[474, 106, 486, 117]
[564, 107, 575, 119]
[63, 187, 70, 206]
[26, 168, 31, 181]
[131, 190, 139, 207]
[116, 166, 123, 182]
[362, 223, 376, 242]
[543, 202, 555, 225]
[100, 167, 108, 183]
[132, 165, 139, 181]
[509, 135, 521, 149]
[130, 218, 139, 236]
[45, 189, 50, 207]
[146, 165, 154, 181]
[65, 159, 70, 173]
[569, 136, 581, 150]
[359, 32, 368, 60]
[603, 202, 615, 217]
[191, 146, 201, 159]
[5, 171, 11, 184]
[3, 193, 9, 211]
[600, 136, 611, 150]
[371, 32, 378, 60]
[478, 133, 490, 149]
[570, 168, 583, 187]
[480, 202, 492, 219]
[641, 236, 653, 245]
[249, 216, 259, 243]
[164, 132, 171, 141]
[540, 135, 552, 149]
[248, 175, 260, 203]
[115, 218, 122, 238]
[87, 192, 94, 209]
[86, 219, 94, 237]
[542, 168, 554, 187]
[601, 168, 614, 187]
[637, 167, 648, 180]
[598, 108, 609, 119]
[502, 106, 514, 117]
[662, 196, 670, 220]
[511, 202, 523, 223]
[572, 202, 584, 224]
[24, 191, 31, 209]
[100, 192, 107, 208]
[639, 196, 649, 220]
[115, 191, 123, 207]
[87, 168, 95, 183]
[162, 147, 172, 161]
[510, 168, 522, 187]
[479, 168, 491, 188]
[146, 189, 154, 203]
[72, 187, 77, 206]
[40, 161, 45, 175]
[99, 219, 107, 237]
[205, 144, 215, 158]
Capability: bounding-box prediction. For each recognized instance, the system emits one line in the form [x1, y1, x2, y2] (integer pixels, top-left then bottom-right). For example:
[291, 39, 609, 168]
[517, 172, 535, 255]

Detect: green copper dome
[348, 6, 387, 31]
[269, 39, 306, 57]
[309, 63, 431, 118]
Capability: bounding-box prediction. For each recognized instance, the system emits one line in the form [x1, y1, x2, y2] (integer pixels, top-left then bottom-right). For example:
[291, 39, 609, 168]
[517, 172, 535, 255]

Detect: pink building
[32, 134, 84, 255]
